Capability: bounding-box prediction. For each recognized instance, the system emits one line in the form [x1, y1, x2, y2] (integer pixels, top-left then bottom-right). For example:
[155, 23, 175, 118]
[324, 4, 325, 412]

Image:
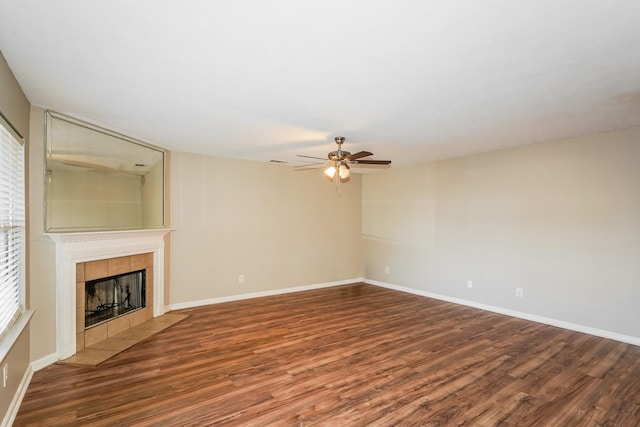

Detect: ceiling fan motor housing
[328, 150, 350, 161]
[329, 136, 349, 160]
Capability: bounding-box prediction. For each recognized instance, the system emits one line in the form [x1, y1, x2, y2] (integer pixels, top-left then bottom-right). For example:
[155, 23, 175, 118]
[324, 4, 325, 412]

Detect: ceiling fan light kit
[296, 136, 391, 191]
[338, 163, 350, 179]
[324, 165, 337, 179]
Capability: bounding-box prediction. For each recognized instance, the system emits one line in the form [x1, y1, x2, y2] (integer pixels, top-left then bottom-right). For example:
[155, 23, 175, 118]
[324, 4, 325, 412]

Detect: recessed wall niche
[45, 111, 165, 232]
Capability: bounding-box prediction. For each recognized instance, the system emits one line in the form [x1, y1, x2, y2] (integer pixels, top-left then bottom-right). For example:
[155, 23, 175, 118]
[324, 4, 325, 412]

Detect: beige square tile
[131, 252, 153, 270]
[76, 308, 85, 333]
[85, 260, 108, 281]
[88, 338, 138, 352]
[108, 256, 131, 276]
[76, 282, 85, 309]
[146, 269, 154, 301]
[110, 328, 156, 341]
[107, 315, 130, 337]
[62, 348, 117, 366]
[161, 313, 189, 324]
[84, 323, 108, 347]
[146, 288, 153, 309]
[146, 268, 154, 284]
[129, 308, 149, 327]
[156, 313, 188, 328]
[132, 313, 188, 331]
[76, 262, 85, 283]
[76, 332, 85, 352]
[132, 318, 167, 332]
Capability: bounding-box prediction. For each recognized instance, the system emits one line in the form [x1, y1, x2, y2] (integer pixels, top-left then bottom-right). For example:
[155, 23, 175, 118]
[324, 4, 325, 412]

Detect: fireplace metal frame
[85, 268, 146, 329]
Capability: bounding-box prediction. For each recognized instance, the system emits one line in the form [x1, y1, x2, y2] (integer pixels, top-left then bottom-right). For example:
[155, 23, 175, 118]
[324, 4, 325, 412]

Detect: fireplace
[76, 253, 155, 351]
[47, 229, 171, 360]
[85, 269, 146, 328]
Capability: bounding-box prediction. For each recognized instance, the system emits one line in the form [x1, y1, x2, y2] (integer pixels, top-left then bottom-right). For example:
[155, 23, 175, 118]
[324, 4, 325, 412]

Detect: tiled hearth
[76, 253, 154, 351]
[61, 312, 187, 366]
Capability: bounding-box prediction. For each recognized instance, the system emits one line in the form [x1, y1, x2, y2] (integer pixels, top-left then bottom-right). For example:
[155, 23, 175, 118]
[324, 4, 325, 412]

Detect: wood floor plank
[14, 283, 640, 426]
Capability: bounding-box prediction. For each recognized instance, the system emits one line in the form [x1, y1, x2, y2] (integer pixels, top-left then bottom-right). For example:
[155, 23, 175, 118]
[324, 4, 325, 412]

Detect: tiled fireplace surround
[48, 229, 170, 360]
[76, 253, 154, 352]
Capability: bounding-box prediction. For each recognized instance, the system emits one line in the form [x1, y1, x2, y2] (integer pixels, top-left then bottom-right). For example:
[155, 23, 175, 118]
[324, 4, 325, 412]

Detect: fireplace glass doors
[85, 269, 146, 328]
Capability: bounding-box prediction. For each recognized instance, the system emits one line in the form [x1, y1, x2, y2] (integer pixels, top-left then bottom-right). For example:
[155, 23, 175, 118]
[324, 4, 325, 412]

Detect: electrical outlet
[516, 288, 523, 298]
[384, 266, 390, 274]
[2, 363, 7, 388]
[238, 274, 245, 284]
[467, 280, 473, 289]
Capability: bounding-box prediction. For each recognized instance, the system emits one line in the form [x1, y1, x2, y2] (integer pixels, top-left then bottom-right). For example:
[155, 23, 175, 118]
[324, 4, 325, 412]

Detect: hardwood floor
[15, 283, 640, 426]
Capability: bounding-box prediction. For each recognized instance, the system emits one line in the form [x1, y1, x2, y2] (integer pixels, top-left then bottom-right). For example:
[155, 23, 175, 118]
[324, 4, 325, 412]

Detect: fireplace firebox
[85, 269, 146, 328]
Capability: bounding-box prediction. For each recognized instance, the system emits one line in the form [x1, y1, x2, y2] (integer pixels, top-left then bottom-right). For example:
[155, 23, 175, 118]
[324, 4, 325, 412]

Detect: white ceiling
[1, 1, 640, 168]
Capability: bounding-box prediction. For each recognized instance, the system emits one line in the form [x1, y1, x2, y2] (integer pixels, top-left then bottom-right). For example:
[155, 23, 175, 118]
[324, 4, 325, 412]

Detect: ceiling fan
[296, 137, 391, 187]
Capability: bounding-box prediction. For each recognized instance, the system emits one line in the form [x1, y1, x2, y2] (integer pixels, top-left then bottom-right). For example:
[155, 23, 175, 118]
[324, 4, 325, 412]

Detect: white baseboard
[1, 363, 33, 427]
[169, 278, 365, 311]
[365, 279, 640, 347]
[31, 352, 59, 372]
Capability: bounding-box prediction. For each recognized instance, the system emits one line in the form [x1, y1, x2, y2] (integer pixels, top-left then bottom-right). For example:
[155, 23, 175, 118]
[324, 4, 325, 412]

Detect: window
[0, 121, 25, 340]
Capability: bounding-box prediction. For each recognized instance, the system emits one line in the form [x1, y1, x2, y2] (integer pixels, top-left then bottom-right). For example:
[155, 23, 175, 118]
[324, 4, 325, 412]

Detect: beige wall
[363, 127, 640, 338]
[0, 52, 29, 133]
[27, 106, 58, 362]
[142, 159, 164, 227]
[163, 152, 171, 306]
[0, 50, 31, 423]
[169, 152, 363, 304]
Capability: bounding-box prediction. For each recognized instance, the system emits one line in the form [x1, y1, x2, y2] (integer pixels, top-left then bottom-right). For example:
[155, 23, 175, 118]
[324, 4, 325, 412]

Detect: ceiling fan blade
[296, 159, 328, 165]
[351, 159, 391, 165]
[294, 166, 324, 171]
[345, 151, 373, 161]
[297, 154, 327, 160]
[294, 162, 325, 168]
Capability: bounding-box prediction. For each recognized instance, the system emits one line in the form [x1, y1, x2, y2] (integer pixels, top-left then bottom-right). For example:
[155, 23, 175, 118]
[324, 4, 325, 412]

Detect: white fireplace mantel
[47, 229, 173, 359]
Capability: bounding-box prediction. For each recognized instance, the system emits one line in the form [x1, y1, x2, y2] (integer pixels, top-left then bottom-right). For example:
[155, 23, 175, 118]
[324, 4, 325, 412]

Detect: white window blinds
[0, 122, 25, 339]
